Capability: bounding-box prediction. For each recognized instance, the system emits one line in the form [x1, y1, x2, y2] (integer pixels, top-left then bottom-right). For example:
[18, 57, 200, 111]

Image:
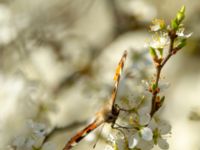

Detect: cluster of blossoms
[105, 6, 191, 150]
[105, 98, 172, 150]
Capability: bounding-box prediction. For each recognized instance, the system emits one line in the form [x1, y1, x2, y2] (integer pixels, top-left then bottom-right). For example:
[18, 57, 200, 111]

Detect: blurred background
[0, 0, 200, 150]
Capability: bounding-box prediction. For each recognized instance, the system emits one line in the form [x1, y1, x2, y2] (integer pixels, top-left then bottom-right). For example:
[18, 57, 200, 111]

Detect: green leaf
[157, 48, 163, 57]
[160, 96, 165, 102]
[177, 38, 187, 49]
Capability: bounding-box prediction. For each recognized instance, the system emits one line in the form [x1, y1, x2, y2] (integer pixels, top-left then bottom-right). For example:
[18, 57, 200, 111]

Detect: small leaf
[149, 47, 158, 60]
[160, 96, 165, 103]
[177, 38, 187, 49]
[157, 48, 163, 57]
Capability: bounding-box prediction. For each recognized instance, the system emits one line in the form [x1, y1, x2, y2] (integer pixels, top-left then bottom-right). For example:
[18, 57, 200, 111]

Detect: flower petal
[141, 127, 153, 141]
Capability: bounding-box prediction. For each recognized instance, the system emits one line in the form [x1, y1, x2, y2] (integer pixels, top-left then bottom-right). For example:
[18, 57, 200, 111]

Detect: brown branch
[150, 31, 177, 117]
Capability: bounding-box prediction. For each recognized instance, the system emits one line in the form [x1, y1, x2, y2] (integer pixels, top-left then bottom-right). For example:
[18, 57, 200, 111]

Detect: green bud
[152, 83, 157, 91]
[171, 19, 178, 30]
[171, 6, 186, 30]
[149, 47, 158, 60]
[177, 12, 184, 23]
[176, 6, 185, 24]
[180, 5, 186, 14]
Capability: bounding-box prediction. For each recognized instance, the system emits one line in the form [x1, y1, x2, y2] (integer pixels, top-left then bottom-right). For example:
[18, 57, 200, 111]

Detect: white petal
[158, 138, 169, 149]
[137, 139, 154, 150]
[185, 32, 193, 38]
[138, 106, 150, 114]
[148, 118, 157, 130]
[128, 135, 139, 149]
[139, 113, 151, 126]
[159, 121, 171, 134]
[141, 127, 153, 141]
[150, 24, 160, 31]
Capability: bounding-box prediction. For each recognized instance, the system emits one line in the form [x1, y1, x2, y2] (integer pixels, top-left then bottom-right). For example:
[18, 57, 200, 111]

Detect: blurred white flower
[119, 0, 157, 22]
[0, 4, 17, 45]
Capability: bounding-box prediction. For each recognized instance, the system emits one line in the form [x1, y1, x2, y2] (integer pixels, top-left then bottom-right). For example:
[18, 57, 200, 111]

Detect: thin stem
[150, 32, 176, 117]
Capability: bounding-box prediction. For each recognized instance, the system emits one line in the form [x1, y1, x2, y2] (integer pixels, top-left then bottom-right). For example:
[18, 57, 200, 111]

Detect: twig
[150, 31, 177, 117]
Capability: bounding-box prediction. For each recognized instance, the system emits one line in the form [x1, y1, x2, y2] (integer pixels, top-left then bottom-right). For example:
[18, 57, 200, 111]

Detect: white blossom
[149, 33, 170, 50]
